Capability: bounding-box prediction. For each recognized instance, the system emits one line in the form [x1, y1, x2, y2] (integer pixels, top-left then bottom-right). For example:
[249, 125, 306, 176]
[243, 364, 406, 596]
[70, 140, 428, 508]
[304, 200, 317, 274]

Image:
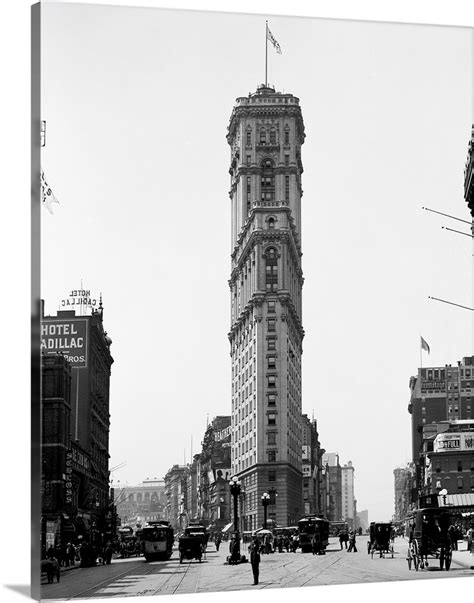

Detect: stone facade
[227, 84, 305, 529]
[115, 478, 166, 527]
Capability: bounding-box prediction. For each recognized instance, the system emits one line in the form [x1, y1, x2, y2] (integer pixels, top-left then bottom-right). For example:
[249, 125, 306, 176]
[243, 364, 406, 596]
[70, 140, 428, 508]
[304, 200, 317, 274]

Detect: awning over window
[437, 493, 474, 509]
[221, 522, 234, 534]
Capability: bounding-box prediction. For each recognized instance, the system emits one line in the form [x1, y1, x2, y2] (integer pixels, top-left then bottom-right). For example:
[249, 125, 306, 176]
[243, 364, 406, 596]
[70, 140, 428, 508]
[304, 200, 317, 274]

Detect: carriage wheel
[444, 548, 452, 571]
[412, 541, 419, 571]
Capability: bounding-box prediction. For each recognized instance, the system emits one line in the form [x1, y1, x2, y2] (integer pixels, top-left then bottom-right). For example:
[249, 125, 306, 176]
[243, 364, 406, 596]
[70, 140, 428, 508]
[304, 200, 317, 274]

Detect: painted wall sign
[41, 318, 88, 367]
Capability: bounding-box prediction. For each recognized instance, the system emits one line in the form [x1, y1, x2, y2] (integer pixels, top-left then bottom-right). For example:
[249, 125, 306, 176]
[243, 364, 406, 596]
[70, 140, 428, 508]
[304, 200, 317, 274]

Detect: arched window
[268, 217, 275, 229]
[270, 128, 277, 144]
[261, 159, 275, 201]
[265, 247, 278, 292]
[246, 127, 252, 146]
[137, 493, 143, 503]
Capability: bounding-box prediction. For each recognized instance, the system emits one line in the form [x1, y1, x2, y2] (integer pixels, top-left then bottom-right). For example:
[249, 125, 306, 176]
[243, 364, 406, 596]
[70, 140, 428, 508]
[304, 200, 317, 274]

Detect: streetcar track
[66, 560, 158, 599]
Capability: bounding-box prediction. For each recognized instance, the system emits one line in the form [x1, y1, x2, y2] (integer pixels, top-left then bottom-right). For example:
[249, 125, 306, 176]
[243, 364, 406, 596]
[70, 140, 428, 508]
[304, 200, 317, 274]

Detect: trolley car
[298, 515, 329, 554]
[407, 508, 452, 571]
[141, 521, 174, 561]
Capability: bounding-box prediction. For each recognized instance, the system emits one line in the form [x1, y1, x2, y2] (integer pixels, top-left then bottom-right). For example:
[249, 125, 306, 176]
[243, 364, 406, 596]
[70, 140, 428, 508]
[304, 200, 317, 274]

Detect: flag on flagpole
[420, 336, 430, 354]
[267, 27, 282, 54]
[41, 170, 60, 214]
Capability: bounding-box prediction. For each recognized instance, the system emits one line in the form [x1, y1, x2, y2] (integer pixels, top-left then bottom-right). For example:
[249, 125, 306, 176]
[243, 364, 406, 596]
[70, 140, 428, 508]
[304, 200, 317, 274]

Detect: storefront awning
[221, 522, 234, 533]
[437, 493, 474, 509]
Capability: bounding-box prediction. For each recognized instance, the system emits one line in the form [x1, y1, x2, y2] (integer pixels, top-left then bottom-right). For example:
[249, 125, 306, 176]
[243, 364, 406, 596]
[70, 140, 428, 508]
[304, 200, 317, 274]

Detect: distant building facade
[341, 461, 355, 528]
[197, 416, 232, 531]
[115, 478, 166, 527]
[357, 509, 369, 532]
[393, 463, 416, 522]
[164, 465, 186, 530]
[301, 414, 324, 515]
[321, 453, 342, 522]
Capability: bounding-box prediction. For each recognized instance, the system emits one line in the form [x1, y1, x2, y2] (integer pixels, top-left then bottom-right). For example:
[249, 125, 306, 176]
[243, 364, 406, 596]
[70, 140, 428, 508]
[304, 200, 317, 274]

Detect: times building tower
[227, 84, 305, 529]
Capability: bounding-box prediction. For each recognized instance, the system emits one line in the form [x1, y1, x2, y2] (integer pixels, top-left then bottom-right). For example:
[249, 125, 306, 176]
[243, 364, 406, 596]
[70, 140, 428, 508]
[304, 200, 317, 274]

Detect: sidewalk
[451, 547, 474, 570]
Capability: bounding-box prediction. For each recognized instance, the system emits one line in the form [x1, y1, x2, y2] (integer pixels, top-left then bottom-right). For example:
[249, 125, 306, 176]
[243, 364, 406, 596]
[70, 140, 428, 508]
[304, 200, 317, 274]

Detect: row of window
[245, 129, 291, 146]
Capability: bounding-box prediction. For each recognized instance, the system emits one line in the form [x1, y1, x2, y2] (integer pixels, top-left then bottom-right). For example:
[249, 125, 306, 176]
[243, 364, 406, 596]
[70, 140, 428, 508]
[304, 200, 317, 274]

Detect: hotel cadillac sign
[41, 318, 88, 367]
[61, 289, 98, 310]
[40, 290, 97, 367]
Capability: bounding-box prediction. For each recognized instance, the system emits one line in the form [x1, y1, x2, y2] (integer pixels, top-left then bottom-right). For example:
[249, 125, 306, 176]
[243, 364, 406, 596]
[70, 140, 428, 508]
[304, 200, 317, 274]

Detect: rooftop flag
[41, 169, 59, 214]
[420, 336, 430, 354]
[267, 26, 282, 54]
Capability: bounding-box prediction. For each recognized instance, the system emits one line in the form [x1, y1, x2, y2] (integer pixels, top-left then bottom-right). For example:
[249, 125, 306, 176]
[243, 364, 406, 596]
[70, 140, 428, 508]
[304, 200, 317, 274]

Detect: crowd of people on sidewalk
[43, 540, 116, 569]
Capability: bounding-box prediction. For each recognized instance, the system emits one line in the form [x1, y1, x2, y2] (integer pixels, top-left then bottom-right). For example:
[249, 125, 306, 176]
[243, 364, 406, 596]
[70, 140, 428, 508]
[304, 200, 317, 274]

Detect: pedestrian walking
[448, 525, 458, 551]
[249, 538, 261, 585]
[105, 542, 113, 565]
[347, 530, 357, 553]
[215, 534, 221, 551]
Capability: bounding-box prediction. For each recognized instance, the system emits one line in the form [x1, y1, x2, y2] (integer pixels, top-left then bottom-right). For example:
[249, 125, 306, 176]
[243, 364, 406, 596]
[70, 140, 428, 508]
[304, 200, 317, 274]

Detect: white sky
[40, 2, 473, 522]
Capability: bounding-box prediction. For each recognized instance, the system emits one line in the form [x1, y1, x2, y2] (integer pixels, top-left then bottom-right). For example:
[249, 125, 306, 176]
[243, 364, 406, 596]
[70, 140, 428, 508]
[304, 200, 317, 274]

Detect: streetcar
[407, 508, 452, 571]
[329, 521, 348, 537]
[298, 515, 329, 554]
[141, 521, 174, 561]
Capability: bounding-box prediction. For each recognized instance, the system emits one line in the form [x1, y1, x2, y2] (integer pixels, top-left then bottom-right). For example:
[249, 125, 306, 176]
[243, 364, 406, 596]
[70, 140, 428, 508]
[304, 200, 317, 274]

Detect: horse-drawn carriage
[368, 522, 394, 558]
[178, 533, 205, 564]
[407, 508, 452, 571]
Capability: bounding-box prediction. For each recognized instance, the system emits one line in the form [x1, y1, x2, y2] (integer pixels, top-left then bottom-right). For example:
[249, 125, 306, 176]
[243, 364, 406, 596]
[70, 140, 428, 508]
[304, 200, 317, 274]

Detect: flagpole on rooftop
[265, 21, 268, 87]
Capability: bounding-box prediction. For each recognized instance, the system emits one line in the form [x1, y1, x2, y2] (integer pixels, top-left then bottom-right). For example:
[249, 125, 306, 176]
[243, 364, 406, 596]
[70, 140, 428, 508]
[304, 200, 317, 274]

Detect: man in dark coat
[249, 538, 261, 585]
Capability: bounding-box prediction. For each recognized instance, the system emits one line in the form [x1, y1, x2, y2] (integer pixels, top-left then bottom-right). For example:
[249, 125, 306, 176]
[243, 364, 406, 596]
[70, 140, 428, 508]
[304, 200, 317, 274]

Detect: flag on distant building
[420, 336, 430, 354]
[267, 26, 282, 54]
[41, 170, 59, 214]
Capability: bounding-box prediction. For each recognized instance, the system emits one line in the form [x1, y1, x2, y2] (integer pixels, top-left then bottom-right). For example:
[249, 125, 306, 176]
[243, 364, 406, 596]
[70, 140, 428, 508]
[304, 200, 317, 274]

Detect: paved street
[43, 536, 473, 600]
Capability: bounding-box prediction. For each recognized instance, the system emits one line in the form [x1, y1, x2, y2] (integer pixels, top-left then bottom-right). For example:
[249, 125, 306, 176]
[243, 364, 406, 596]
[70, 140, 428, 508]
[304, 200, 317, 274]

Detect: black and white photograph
[4, 1, 474, 602]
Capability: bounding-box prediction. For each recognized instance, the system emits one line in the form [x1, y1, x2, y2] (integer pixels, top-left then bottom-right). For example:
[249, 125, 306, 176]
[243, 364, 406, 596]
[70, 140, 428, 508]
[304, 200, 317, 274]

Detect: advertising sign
[61, 289, 98, 311]
[41, 318, 88, 367]
[433, 432, 474, 453]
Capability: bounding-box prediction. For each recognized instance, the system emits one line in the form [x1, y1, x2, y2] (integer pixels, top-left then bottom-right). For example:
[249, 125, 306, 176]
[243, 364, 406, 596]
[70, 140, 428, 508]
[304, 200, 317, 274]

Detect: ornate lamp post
[229, 477, 241, 562]
[261, 492, 270, 529]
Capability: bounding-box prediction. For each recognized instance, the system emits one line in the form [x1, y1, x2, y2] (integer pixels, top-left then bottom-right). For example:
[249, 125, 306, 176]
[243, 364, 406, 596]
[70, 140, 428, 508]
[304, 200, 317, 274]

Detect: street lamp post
[229, 477, 241, 563]
[261, 492, 270, 530]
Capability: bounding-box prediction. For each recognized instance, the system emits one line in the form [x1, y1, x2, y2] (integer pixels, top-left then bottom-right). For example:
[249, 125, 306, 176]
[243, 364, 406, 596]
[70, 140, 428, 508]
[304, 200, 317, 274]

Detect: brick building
[301, 414, 324, 516]
[41, 301, 114, 545]
[422, 420, 474, 496]
[408, 356, 473, 498]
